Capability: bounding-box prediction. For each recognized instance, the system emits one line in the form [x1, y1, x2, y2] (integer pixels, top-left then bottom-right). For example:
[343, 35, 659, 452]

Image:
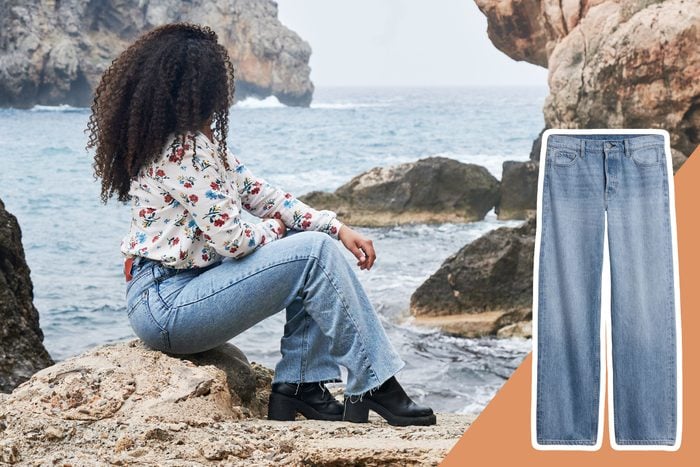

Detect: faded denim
[124, 229, 406, 396]
[535, 132, 680, 447]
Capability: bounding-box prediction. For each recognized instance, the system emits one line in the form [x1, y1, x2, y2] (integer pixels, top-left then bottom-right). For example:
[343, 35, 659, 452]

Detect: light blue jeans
[124, 229, 406, 396]
[535, 133, 679, 447]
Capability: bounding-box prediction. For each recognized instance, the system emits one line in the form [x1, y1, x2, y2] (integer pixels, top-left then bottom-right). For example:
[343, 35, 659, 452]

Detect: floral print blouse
[120, 130, 343, 268]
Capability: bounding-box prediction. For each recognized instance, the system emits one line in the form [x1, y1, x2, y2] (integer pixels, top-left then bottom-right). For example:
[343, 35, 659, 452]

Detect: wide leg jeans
[533, 131, 681, 449]
[124, 229, 406, 396]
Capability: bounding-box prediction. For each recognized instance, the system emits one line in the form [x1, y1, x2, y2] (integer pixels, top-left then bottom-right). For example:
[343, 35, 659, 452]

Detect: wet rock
[0, 198, 54, 393]
[300, 156, 500, 227]
[496, 160, 539, 220]
[497, 321, 532, 338]
[0, 0, 314, 108]
[410, 217, 535, 338]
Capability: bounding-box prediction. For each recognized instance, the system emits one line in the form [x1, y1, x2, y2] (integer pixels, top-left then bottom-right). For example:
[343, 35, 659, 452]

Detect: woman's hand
[338, 225, 376, 270]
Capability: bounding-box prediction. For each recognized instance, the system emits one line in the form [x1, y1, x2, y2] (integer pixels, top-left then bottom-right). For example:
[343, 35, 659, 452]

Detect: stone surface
[300, 156, 500, 227]
[475, 0, 700, 158]
[496, 320, 532, 338]
[0, 198, 54, 393]
[410, 217, 535, 338]
[474, 0, 595, 67]
[496, 160, 539, 220]
[0, 339, 473, 465]
[0, 0, 313, 108]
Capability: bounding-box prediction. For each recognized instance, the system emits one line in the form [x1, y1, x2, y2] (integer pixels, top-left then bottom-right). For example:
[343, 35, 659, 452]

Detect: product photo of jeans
[532, 131, 681, 449]
[124, 229, 406, 396]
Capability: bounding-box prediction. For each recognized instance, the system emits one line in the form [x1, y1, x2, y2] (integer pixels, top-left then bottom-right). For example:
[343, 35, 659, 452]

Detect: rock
[182, 342, 270, 413]
[529, 128, 546, 162]
[410, 216, 535, 338]
[474, 0, 593, 67]
[496, 160, 539, 220]
[0, 0, 313, 108]
[545, 0, 700, 156]
[0, 198, 54, 393]
[496, 321, 532, 338]
[672, 148, 689, 173]
[300, 156, 500, 227]
[0, 338, 473, 464]
[475, 0, 700, 159]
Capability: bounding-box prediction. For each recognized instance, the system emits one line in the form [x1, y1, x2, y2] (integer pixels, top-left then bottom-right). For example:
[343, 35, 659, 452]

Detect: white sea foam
[310, 101, 390, 109]
[29, 104, 85, 113]
[234, 96, 286, 109]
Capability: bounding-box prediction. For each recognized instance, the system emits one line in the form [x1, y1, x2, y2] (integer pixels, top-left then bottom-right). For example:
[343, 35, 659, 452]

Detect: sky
[276, 0, 548, 87]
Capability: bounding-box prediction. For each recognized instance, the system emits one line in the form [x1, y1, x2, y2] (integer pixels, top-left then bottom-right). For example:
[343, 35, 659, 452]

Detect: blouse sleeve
[146, 141, 284, 259]
[226, 154, 344, 239]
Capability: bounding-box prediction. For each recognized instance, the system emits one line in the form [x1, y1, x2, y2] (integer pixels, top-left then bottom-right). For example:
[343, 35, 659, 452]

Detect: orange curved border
[441, 145, 700, 466]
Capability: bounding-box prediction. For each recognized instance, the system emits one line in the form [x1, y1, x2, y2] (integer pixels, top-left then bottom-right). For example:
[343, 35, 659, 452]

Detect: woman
[86, 22, 435, 427]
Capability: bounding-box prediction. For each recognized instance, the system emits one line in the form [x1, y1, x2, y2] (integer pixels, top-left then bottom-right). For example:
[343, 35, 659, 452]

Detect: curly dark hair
[85, 22, 234, 203]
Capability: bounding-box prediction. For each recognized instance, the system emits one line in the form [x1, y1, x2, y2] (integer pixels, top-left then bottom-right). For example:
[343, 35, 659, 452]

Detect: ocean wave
[310, 102, 390, 109]
[29, 104, 86, 113]
[234, 96, 286, 109]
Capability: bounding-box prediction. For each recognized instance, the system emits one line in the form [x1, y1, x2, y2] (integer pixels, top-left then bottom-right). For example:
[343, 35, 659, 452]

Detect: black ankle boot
[342, 376, 436, 426]
[268, 381, 344, 421]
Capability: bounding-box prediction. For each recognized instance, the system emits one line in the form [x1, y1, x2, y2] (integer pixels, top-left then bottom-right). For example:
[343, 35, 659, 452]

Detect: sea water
[0, 86, 544, 414]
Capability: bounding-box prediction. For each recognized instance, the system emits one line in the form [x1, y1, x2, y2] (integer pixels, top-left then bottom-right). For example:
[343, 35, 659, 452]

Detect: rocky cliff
[0, 339, 472, 465]
[475, 0, 700, 158]
[0, 199, 54, 394]
[0, 0, 313, 108]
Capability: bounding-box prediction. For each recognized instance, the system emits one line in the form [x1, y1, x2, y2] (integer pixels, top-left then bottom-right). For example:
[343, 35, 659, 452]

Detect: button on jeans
[125, 229, 406, 396]
[533, 131, 681, 449]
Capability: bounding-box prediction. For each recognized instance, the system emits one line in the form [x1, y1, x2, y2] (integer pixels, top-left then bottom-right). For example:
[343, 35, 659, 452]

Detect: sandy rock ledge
[0, 339, 473, 466]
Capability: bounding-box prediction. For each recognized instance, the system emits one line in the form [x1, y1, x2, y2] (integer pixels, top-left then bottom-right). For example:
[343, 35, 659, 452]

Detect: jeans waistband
[547, 133, 665, 154]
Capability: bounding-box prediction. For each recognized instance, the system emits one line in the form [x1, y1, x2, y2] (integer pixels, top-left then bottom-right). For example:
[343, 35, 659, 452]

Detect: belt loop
[580, 139, 586, 158]
[624, 138, 631, 158]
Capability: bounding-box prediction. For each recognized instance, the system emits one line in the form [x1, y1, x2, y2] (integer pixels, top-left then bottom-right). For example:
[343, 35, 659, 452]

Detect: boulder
[300, 156, 500, 227]
[0, 338, 473, 465]
[496, 160, 539, 220]
[475, 0, 700, 159]
[0, 198, 53, 393]
[410, 216, 535, 338]
[0, 0, 314, 108]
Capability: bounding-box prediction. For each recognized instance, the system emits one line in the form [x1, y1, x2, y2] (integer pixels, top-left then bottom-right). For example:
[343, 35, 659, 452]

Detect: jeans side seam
[172, 256, 310, 309]
[312, 253, 382, 391]
[535, 164, 549, 438]
[663, 162, 677, 437]
[300, 312, 310, 382]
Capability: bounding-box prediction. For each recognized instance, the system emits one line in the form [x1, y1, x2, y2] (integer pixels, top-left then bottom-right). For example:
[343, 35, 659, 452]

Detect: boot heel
[343, 400, 370, 423]
[267, 393, 297, 421]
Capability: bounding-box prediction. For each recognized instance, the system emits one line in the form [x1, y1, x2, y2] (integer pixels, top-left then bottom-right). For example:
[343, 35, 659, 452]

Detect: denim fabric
[535, 132, 679, 447]
[125, 229, 406, 396]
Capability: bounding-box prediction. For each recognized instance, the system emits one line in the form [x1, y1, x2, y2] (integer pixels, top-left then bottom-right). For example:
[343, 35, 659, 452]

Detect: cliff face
[0, 199, 53, 393]
[475, 0, 700, 157]
[0, 0, 313, 108]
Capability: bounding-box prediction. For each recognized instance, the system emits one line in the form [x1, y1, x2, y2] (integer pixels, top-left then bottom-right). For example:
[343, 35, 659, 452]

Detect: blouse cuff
[328, 217, 344, 240]
[261, 218, 284, 242]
